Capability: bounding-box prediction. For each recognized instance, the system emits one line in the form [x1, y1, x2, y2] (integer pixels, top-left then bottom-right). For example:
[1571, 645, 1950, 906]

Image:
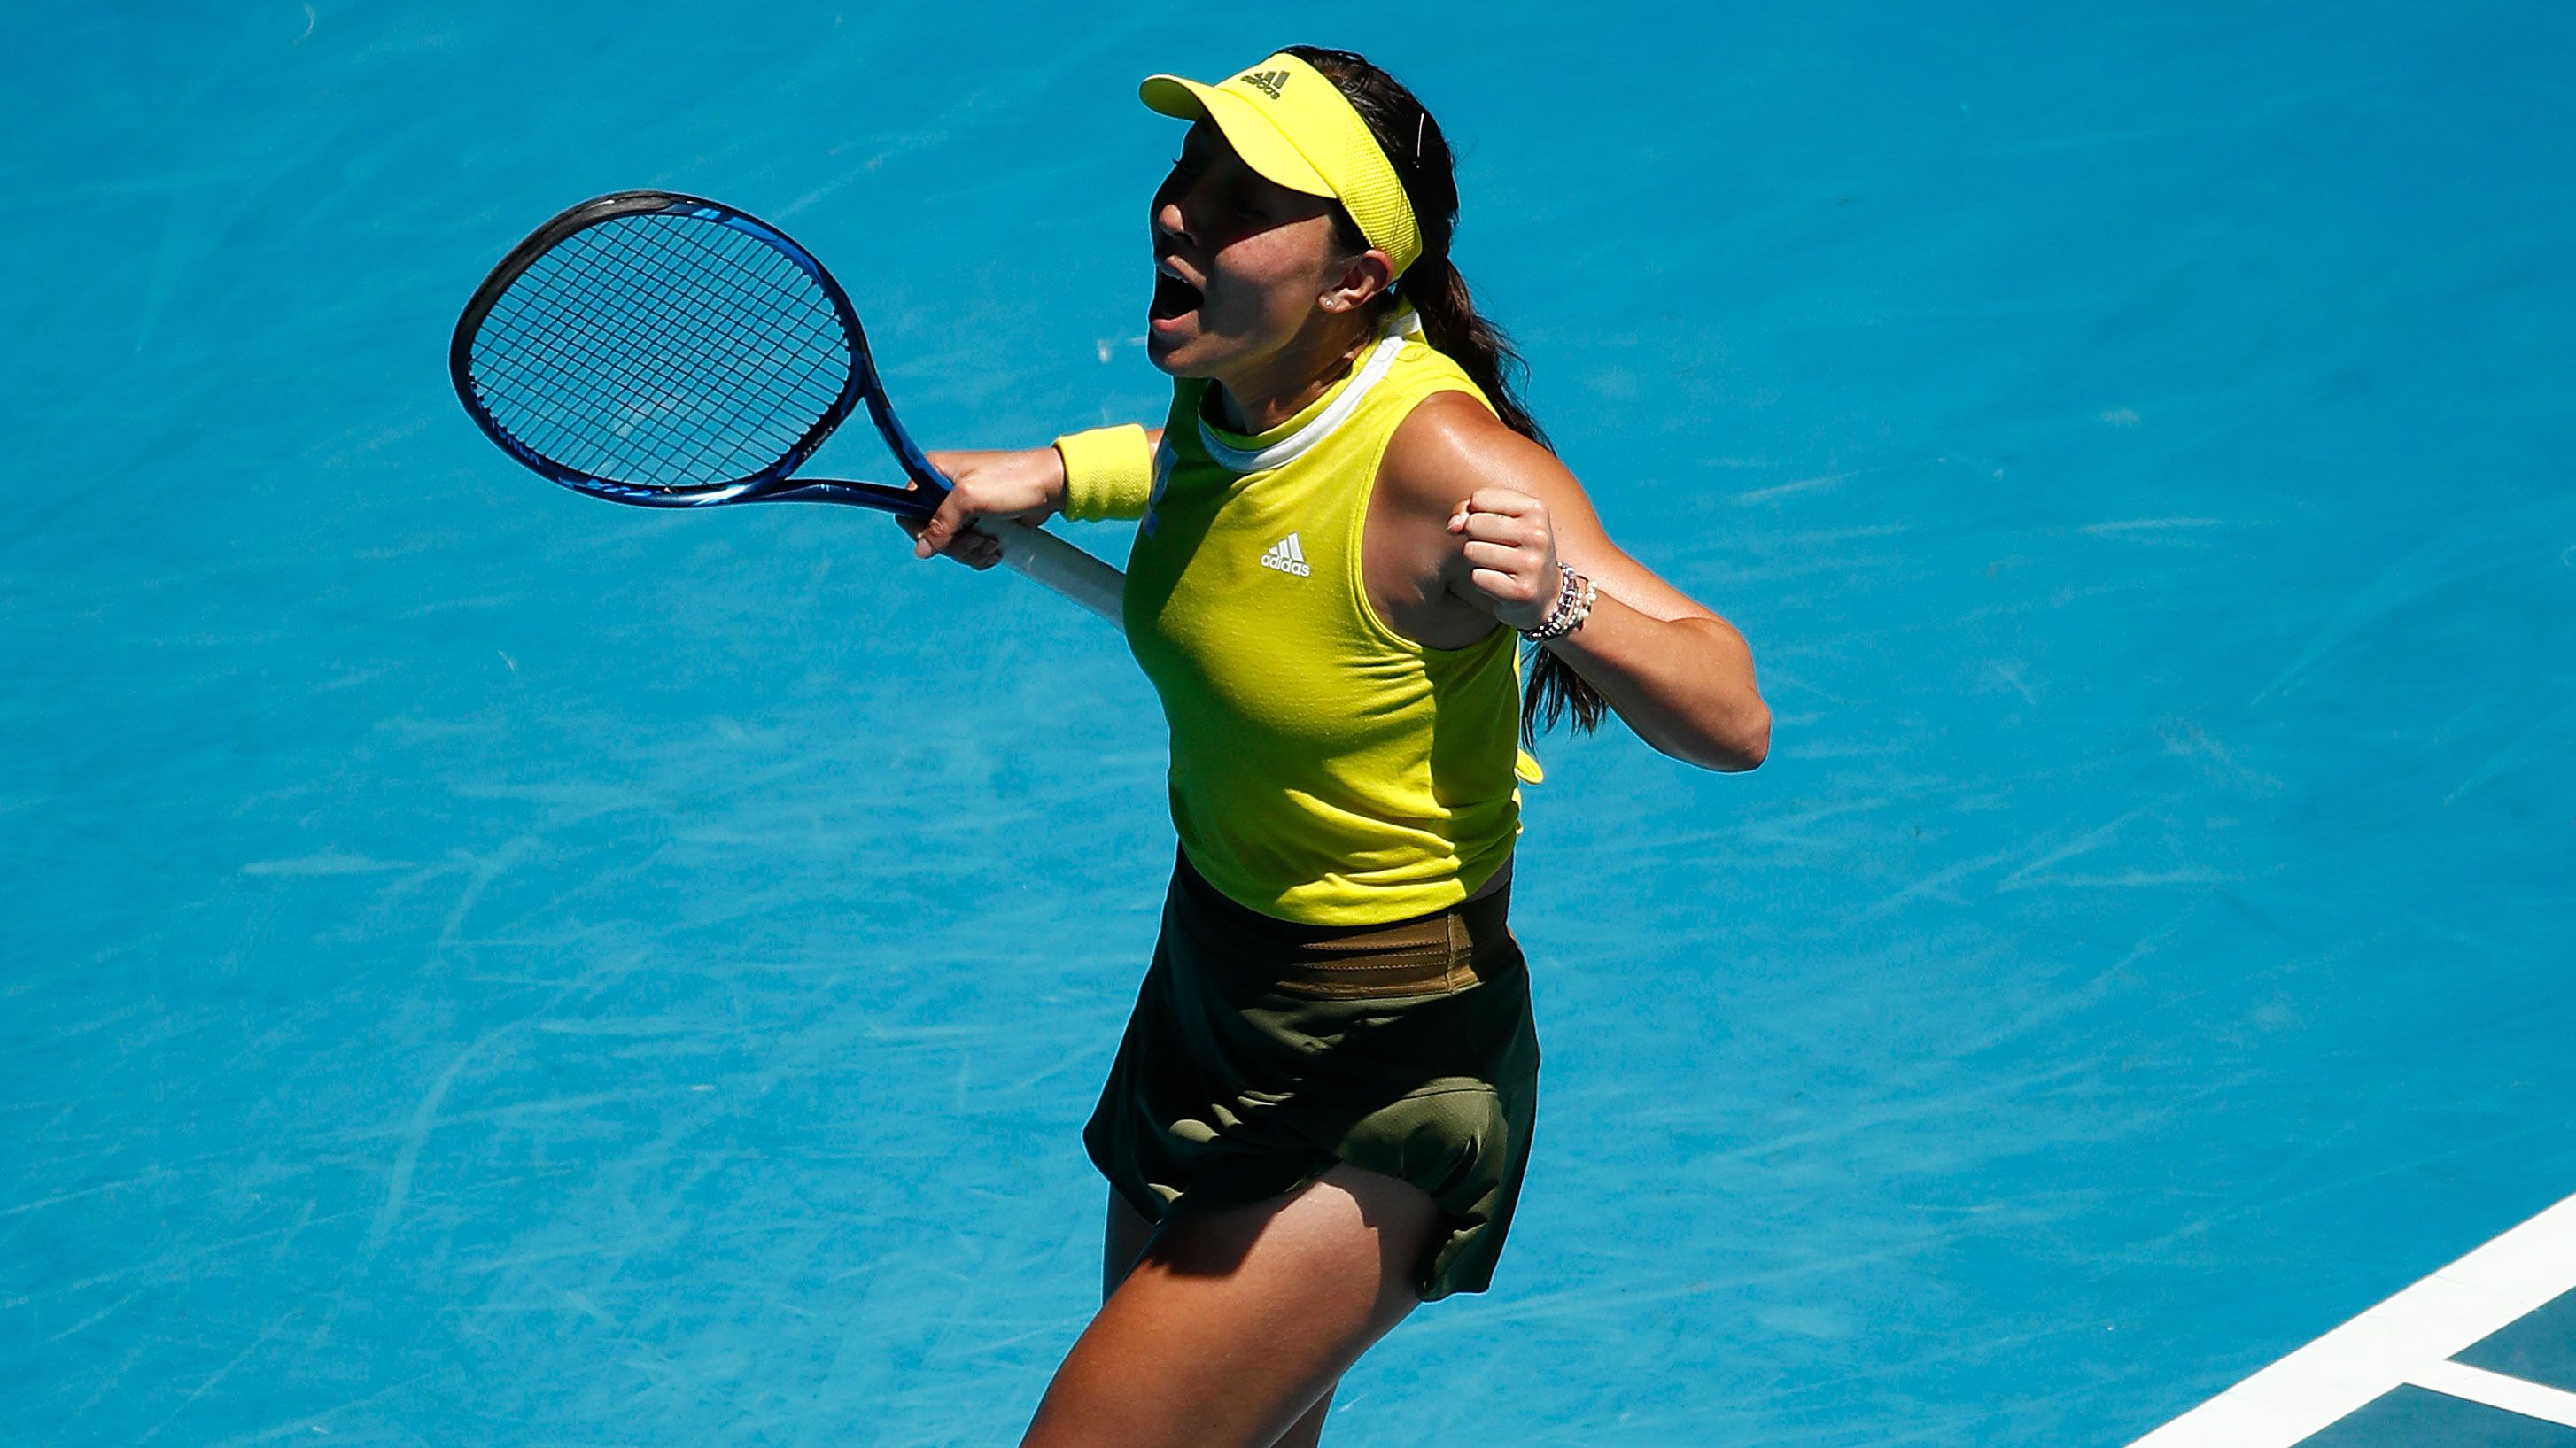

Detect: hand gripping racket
[449, 190, 1126, 624]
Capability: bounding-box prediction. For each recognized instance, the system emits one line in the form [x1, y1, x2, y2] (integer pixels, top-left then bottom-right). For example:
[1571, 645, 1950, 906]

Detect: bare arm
[1380, 393, 1769, 771]
[908, 428, 1168, 568]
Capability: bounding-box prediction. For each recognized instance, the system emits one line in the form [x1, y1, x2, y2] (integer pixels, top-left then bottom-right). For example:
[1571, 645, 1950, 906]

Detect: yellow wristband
[1053, 423, 1155, 522]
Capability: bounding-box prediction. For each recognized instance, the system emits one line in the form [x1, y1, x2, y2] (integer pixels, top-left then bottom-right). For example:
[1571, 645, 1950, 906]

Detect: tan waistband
[1168, 850, 1515, 998]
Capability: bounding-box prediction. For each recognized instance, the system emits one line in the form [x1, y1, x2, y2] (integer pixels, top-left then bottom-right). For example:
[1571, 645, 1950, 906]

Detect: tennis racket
[449, 190, 1126, 624]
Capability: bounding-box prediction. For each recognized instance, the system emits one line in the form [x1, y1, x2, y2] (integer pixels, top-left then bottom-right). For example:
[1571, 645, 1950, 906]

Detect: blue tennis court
[7, 4, 2572, 1444]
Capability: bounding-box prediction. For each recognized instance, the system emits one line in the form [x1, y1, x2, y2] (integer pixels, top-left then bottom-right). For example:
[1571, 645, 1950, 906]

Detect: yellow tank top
[1124, 307, 1528, 925]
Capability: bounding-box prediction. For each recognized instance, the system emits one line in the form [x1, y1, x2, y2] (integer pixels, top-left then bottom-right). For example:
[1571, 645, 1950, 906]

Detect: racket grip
[987, 518, 1127, 629]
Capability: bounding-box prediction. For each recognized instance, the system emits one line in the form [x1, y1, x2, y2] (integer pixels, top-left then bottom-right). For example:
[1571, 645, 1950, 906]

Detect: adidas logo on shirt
[1259, 532, 1311, 577]
[1238, 68, 1290, 99]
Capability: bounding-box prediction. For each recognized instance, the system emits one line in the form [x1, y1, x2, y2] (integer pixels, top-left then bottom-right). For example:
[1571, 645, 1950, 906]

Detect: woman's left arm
[1385, 394, 1770, 772]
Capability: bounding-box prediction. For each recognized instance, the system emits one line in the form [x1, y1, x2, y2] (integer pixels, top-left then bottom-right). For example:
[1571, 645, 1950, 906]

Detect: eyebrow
[1169, 125, 1318, 223]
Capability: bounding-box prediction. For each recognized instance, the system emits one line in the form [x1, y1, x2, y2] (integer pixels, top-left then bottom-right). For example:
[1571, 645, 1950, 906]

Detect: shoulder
[1378, 387, 1582, 520]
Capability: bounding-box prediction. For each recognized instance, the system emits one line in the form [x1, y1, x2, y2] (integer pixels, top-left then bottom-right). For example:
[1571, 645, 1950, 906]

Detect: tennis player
[910, 46, 1768, 1448]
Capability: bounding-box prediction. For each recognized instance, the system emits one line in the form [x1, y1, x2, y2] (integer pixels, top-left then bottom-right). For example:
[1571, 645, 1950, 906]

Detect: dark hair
[1284, 44, 1608, 743]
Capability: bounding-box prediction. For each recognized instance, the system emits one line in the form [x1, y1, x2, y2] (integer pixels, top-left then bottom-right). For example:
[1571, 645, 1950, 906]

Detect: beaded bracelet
[1523, 563, 1597, 642]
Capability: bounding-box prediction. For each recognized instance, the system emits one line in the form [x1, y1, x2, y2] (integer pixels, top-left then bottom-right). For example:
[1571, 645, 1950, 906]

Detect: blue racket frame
[448, 190, 944, 517]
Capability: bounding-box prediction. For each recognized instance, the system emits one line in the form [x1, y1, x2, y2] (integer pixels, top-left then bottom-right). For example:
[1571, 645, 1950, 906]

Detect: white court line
[2130, 1191, 2576, 1446]
[2409, 1360, 2576, 1428]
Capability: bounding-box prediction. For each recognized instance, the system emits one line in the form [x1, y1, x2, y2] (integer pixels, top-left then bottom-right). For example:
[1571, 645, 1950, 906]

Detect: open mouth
[1150, 265, 1203, 322]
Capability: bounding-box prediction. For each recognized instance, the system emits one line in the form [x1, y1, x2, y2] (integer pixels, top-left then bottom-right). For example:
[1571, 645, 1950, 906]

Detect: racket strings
[486, 220, 838, 467]
[637, 244, 849, 468]
[487, 224, 733, 420]
[559, 223, 833, 453]
[493, 229, 819, 474]
[468, 212, 855, 489]
[484, 221, 840, 476]
[479, 224, 733, 446]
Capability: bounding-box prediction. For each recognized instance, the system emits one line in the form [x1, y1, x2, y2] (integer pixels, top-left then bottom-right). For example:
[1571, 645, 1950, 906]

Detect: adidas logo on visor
[1259, 532, 1311, 577]
[1238, 68, 1289, 98]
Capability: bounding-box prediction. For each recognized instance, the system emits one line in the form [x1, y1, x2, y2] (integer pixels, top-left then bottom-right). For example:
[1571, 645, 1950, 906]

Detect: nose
[1151, 161, 1213, 258]
[1152, 191, 1194, 253]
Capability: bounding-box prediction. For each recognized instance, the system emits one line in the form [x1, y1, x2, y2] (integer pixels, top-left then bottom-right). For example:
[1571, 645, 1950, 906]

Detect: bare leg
[1032, 1164, 1439, 1448]
[1103, 1190, 1343, 1448]
[1103, 1188, 1155, 1300]
[1265, 1387, 1336, 1448]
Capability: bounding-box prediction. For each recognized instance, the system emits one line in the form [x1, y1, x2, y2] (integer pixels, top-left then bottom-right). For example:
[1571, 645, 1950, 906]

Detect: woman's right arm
[910, 430, 1165, 569]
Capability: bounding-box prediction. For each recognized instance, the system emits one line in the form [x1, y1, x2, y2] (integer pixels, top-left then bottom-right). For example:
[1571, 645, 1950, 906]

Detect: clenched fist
[1448, 486, 1563, 633]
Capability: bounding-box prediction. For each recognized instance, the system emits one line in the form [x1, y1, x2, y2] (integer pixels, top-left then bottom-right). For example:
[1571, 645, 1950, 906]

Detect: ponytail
[1286, 46, 1610, 743]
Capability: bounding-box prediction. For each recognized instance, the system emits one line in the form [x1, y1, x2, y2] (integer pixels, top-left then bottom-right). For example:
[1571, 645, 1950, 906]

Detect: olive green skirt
[1082, 852, 1541, 1300]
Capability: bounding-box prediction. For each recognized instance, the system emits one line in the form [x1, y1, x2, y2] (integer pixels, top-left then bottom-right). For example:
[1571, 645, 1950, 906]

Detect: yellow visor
[1139, 51, 1424, 278]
